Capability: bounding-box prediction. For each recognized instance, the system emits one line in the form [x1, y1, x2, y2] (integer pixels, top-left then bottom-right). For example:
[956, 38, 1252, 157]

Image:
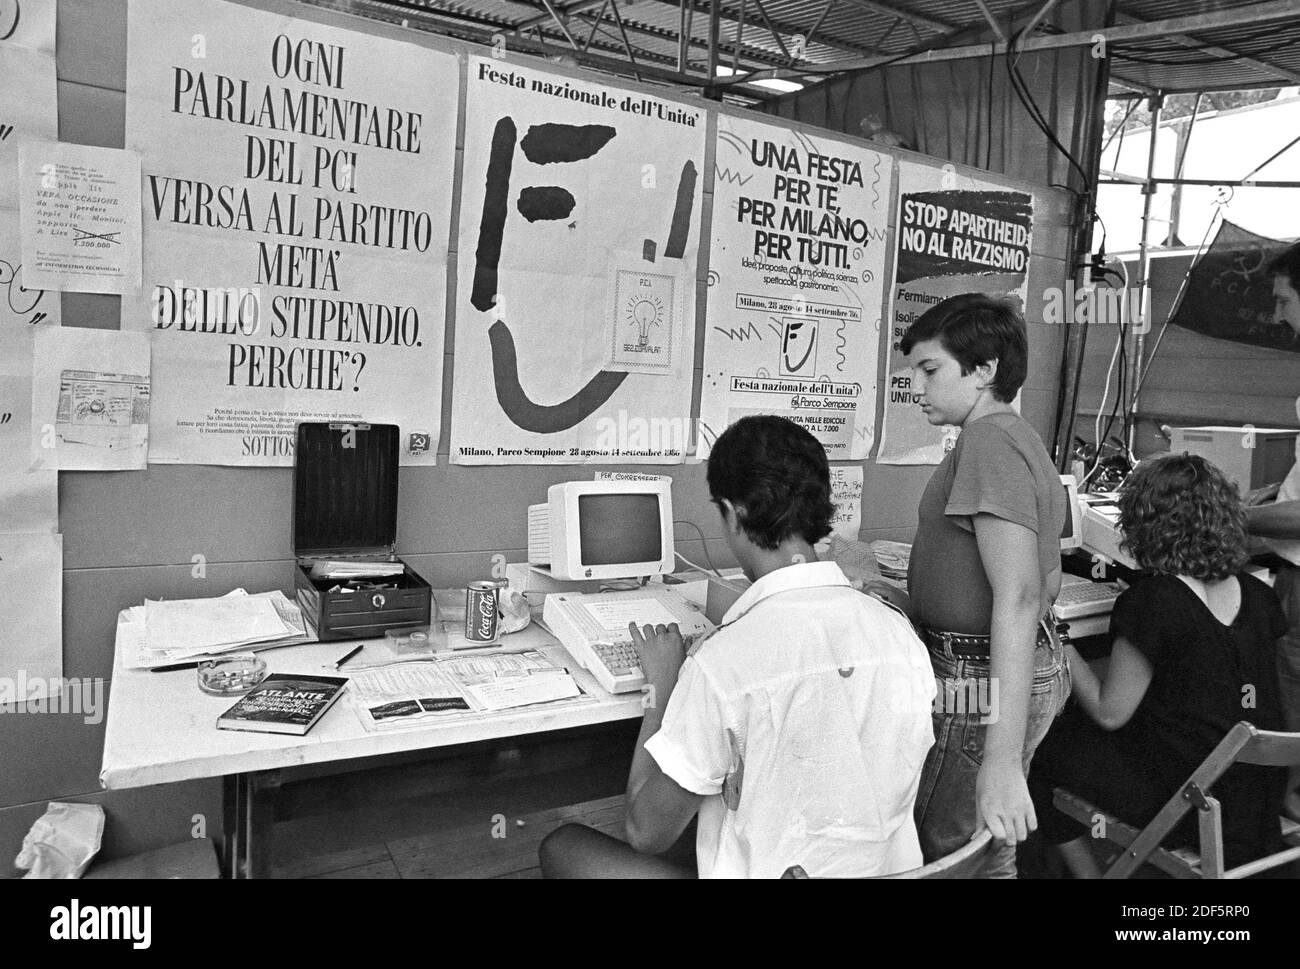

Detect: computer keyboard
[590, 641, 642, 677]
[542, 586, 714, 693]
[1054, 575, 1122, 620]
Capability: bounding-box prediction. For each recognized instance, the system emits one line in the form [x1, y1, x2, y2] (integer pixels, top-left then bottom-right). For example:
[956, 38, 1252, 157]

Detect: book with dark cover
[217, 674, 348, 735]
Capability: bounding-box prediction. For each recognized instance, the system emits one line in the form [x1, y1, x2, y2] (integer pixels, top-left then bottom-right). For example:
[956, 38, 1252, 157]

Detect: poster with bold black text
[876, 162, 1034, 465]
[450, 57, 703, 465]
[122, 0, 457, 465]
[699, 116, 889, 459]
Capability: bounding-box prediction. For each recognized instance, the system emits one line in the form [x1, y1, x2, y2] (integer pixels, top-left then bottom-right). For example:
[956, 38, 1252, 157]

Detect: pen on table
[151, 660, 209, 673]
[334, 644, 364, 669]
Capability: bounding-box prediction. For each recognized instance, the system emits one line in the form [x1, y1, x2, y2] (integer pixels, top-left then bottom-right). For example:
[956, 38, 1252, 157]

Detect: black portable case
[292, 422, 431, 641]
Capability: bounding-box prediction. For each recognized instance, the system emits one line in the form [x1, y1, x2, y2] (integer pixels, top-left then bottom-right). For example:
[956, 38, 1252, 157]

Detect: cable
[673, 519, 722, 576]
[675, 550, 723, 578]
[1004, 25, 1093, 190]
[1086, 257, 1131, 485]
[1094, 211, 1109, 259]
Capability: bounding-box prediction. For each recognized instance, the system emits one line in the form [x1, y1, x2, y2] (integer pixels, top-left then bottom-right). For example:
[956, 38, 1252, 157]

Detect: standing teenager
[903, 293, 1070, 876]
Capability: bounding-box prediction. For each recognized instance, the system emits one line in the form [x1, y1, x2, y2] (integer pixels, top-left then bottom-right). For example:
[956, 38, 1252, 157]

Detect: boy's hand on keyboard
[628, 621, 686, 692]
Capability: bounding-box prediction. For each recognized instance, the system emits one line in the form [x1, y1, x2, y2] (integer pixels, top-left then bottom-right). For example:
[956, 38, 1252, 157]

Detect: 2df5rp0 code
[1192, 906, 1249, 918]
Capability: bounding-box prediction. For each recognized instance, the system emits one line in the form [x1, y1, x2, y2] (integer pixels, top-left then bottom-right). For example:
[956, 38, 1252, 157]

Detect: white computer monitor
[1060, 474, 1083, 551]
[528, 479, 675, 581]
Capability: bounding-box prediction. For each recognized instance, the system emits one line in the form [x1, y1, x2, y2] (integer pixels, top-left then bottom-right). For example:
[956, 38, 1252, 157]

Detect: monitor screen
[578, 493, 663, 566]
[1061, 481, 1076, 542]
[1059, 475, 1082, 551]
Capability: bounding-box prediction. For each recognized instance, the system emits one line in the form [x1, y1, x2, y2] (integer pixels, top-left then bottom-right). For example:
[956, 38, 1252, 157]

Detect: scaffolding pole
[1129, 92, 1163, 452]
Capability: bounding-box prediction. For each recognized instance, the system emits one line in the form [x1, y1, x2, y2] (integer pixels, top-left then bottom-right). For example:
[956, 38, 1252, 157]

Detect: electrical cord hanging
[1004, 24, 1093, 190]
[1086, 256, 1134, 485]
[675, 550, 723, 578]
[673, 519, 722, 576]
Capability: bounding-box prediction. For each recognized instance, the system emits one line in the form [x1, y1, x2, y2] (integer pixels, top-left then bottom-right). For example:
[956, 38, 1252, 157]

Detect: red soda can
[465, 581, 500, 644]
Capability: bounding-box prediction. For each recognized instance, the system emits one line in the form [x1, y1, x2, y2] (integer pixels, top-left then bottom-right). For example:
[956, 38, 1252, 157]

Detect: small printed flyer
[19, 142, 142, 295]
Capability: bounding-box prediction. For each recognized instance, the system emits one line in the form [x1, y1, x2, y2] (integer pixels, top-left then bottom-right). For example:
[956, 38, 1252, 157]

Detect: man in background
[1245, 240, 1300, 819]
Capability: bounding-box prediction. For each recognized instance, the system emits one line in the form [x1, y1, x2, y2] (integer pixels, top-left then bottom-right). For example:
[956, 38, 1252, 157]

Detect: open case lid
[293, 422, 400, 559]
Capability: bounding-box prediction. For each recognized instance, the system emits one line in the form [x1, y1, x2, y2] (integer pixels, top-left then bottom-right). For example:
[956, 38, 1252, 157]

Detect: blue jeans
[913, 623, 1071, 877]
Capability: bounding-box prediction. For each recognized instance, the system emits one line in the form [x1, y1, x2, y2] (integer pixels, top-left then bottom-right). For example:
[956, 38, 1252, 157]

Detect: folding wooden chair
[1053, 721, 1300, 879]
[782, 829, 994, 879]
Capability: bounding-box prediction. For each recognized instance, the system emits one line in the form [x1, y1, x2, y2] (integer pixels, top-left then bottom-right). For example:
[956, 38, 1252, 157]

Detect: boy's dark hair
[1118, 452, 1249, 582]
[1267, 240, 1300, 290]
[706, 415, 833, 551]
[898, 292, 1028, 403]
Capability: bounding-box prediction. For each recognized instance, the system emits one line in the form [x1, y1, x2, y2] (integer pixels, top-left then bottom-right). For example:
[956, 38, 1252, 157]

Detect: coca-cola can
[465, 580, 500, 644]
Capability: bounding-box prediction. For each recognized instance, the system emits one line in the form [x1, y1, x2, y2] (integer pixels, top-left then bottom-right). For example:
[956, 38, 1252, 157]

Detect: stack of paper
[120, 589, 313, 669]
[348, 650, 585, 729]
[870, 540, 912, 584]
[307, 560, 405, 580]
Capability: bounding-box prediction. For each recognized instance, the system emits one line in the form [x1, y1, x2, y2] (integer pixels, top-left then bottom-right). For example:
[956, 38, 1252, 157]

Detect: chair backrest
[781, 829, 994, 879]
[1101, 722, 1300, 879]
[881, 829, 994, 879]
[1239, 728, 1300, 768]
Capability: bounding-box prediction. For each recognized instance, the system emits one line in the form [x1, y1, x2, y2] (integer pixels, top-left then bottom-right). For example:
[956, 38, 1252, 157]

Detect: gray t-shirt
[908, 411, 1065, 635]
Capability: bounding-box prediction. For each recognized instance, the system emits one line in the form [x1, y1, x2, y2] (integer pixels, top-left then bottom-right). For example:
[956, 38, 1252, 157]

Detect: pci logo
[49, 900, 151, 949]
[408, 432, 431, 455]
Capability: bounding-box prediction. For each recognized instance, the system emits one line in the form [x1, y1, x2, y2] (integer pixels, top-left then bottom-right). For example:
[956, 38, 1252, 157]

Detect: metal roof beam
[736, 0, 1300, 81]
[567, 2, 790, 72]
[839, 0, 958, 35]
[349, 0, 692, 74]
[514, 0, 606, 32]
[634, 0, 889, 61]
[971, 0, 1006, 44]
[1108, 73, 1159, 95]
[1111, 10, 1300, 86]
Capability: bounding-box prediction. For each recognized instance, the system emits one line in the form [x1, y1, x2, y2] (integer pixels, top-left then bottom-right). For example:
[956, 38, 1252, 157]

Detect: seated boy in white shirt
[539, 415, 936, 878]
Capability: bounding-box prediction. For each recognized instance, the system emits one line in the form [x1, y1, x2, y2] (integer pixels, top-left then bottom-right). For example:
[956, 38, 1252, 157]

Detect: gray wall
[0, 0, 1073, 871]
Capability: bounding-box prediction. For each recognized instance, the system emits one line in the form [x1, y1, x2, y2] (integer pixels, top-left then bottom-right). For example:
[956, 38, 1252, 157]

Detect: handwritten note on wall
[829, 465, 863, 539]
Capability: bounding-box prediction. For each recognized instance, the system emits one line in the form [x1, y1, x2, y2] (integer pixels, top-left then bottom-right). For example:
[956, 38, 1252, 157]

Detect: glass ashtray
[384, 624, 446, 654]
[197, 654, 268, 696]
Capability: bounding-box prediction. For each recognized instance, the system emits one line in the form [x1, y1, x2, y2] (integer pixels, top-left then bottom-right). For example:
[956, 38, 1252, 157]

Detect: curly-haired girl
[1028, 453, 1292, 876]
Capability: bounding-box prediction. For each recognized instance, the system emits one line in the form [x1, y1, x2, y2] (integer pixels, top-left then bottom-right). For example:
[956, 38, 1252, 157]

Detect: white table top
[100, 618, 644, 791]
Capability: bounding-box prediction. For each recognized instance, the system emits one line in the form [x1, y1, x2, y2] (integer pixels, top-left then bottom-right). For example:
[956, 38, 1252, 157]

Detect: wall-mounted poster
[123, 0, 458, 465]
[876, 162, 1034, 465]
[698, 116, 890, 459]
[0, 0, 61, 373]
[450, 56, 705, 464]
